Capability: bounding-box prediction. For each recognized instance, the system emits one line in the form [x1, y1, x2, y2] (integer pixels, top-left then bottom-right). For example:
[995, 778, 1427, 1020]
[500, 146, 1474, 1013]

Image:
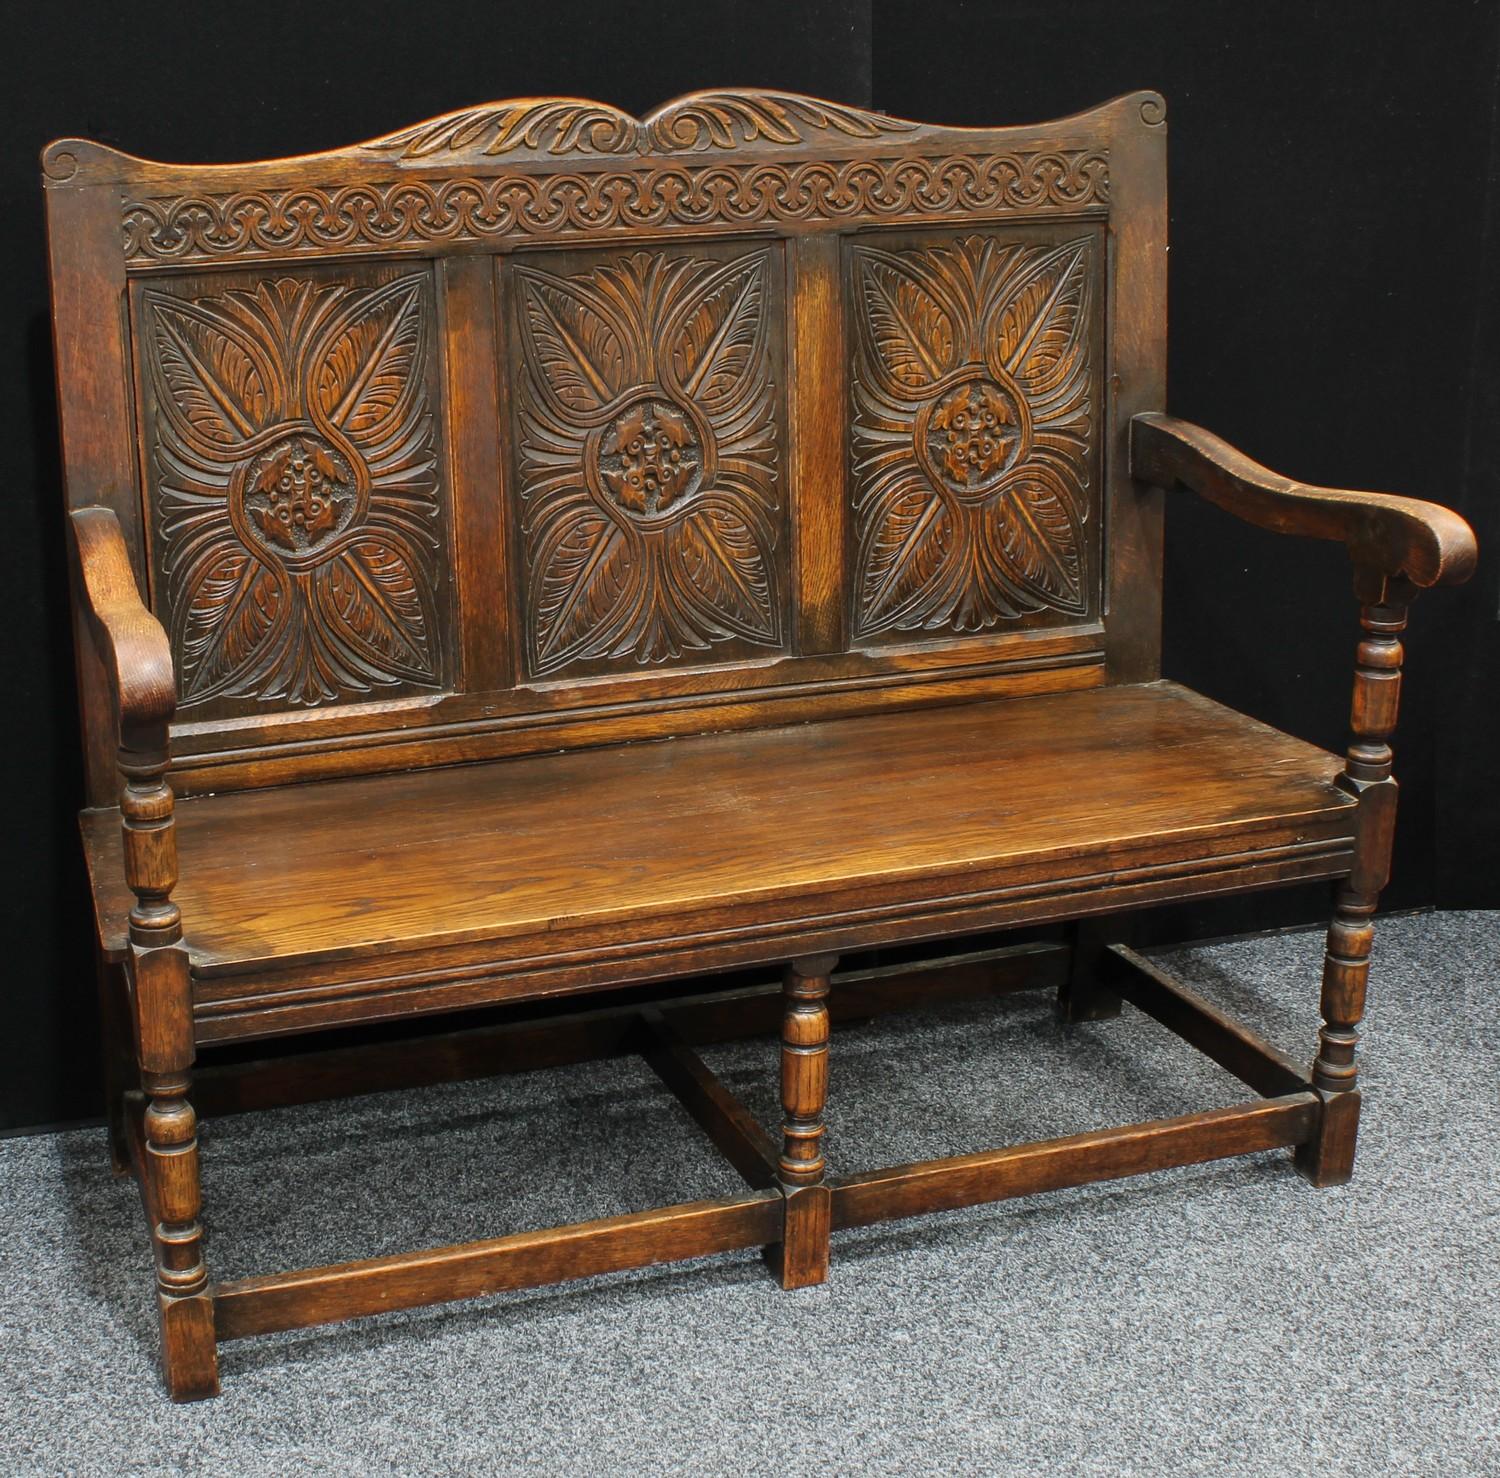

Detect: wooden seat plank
[82, 682, 1354, 987]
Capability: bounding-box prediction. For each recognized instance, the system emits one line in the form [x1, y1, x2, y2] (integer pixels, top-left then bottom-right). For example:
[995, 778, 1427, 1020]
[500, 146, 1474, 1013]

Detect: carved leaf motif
[649, 92, 918, 151]
[992, 240, 1090, 401]
[673, 502, 779, 642]
[530, 509, 635, 670]
[855, 483, 955, 634]
[260, 599, 343, 708]
[956, 542, 1022, 630]
[315, 533, 436, 677]
[229, 277, 325, 356]
[855, 252, 957, 393]
[148, 297, 272, 452]
[985, 468, 1087, 614]
[668, 257, 766, 412]
[366, 100, 636, 158]
[362, 92, 917, 159]
[312, 276, 425, 439]
[516, 271, 631, 414]
[175, 543, 286, 699]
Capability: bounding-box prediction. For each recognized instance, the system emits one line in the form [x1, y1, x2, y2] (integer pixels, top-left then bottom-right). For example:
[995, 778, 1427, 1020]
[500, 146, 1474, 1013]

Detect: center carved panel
[849, 232, 1099, 642]
[511, 245, 786, 678]
[137, 267, 450, 712]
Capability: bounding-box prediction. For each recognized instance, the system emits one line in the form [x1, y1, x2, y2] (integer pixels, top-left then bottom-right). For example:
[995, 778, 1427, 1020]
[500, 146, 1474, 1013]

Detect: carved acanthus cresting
[140, 270, 447, 709]
[849, 233, 1098, 640]
[363, 91, 920, 159]
[512, 246, 784, 676]
[120, 152, 1109, 266]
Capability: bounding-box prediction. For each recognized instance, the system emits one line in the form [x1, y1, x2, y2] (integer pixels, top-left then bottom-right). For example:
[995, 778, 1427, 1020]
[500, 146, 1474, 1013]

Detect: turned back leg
[1058, 918, 1125, 1023]
[96, 959, 136, 1176]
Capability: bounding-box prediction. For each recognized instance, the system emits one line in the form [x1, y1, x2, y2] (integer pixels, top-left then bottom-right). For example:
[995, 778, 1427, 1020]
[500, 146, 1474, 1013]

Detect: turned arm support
[1131, 416, 1477, 1129]
[69, 506, 182, 949]
[1131, 412, 1477, 591]
[71, 510, 207, 1340]
[1132, 411, 1478, 909]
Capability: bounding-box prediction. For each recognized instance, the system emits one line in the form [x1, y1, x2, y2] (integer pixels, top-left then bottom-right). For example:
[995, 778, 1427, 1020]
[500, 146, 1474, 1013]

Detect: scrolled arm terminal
[1131, 412, 1477, 588]
[69, 506, 176, 745]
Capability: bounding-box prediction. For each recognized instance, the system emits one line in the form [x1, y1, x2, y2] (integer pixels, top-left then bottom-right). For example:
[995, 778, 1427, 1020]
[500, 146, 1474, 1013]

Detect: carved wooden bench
[45, 90, 1475, 1399]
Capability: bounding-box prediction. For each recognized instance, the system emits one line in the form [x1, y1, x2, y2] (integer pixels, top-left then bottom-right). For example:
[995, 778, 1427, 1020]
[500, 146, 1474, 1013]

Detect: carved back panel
[45, 90, 1165, 801]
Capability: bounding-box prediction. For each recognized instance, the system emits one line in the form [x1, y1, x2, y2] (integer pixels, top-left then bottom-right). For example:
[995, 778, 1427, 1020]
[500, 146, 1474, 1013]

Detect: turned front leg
[1297, 583, 1406, 1187]
[770, 953, 835, 1289]
[123, 746, 219, 1399]
[140, 1053, 216, 1399]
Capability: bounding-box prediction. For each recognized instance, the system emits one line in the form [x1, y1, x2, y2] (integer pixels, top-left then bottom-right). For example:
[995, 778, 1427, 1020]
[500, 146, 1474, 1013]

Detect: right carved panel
[847, 230, 1101, 644]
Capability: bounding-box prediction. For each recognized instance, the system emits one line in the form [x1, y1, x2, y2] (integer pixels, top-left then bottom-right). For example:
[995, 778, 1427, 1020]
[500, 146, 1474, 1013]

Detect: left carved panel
[132, 264, 453, 716]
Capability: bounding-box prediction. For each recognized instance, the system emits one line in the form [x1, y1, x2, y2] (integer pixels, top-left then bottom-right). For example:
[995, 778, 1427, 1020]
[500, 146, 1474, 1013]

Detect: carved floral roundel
[918, 375, 1030, 502]
[592, 393, 709, 524]
[236, 431, 362, 565]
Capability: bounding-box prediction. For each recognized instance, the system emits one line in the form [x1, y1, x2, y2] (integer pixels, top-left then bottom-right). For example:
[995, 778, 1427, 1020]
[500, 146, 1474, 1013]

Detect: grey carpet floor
[1, 911, 1496, 1476]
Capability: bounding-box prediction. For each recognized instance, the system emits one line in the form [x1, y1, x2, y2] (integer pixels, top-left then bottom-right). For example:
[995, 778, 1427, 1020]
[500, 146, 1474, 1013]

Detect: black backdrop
[4, 0, 1496, 1132]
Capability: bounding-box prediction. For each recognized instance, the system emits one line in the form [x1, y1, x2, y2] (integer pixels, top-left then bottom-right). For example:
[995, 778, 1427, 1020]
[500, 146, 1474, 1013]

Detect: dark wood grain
[443, 255, 512, 692]
[69, 507, 175, 742]
[127, 264, 455, 720]
[639, 1008, 780, 1190]
[71, 508, 218, 1398]
[845, 226, 1104, 646]
[790, 234, 848, 655]
[1057, 917, 1124, 1023]
[504, 239, 790, 680]
[48, 185, 144, 804]
[830, 1094, 1320, 1230]
[1100, 106, 1167, 684]
[190, 942, 1070, 1118]
[1103, 944, 1309, 1096]
[194, 1003, 642, 1117]
[80, 683, 1355, 988]
[183, 837, 1351, 1044]
[47, 90, 1159, 796]
[1297, 584, 1411, 1186]
[214, 1191, 783, 1340]
[766, 955, 835, 1289]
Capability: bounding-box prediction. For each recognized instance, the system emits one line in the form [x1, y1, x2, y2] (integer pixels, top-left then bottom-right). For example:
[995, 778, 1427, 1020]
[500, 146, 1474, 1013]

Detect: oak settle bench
[45, 90, 1476, 1399]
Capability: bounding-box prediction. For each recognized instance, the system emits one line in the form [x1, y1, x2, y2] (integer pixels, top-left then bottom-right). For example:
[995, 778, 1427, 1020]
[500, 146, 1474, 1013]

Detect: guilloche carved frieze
[120, 151, 1109, 266]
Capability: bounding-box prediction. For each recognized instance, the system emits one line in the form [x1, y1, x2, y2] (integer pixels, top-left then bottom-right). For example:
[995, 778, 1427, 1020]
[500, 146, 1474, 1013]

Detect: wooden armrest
[72, 507, 184, 953]
[70, 506, 176, 741]
[1131, 412, 1477, 590]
